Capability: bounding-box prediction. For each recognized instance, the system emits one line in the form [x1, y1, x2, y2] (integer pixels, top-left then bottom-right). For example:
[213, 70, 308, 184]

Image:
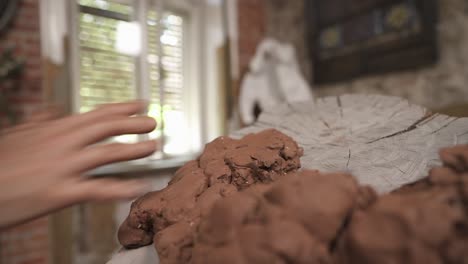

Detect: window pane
[79, 13, 136, 110]
[77, 1, 191, 154]
[78, 2, 138, 144]
[147, 10, 188, 156]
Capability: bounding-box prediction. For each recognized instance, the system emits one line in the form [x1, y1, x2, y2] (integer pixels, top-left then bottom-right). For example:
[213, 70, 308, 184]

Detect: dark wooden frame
[306, 0, 438, 84]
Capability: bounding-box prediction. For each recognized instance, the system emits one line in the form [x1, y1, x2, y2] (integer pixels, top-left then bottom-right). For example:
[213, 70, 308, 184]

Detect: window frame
[69, 0, 204, 168]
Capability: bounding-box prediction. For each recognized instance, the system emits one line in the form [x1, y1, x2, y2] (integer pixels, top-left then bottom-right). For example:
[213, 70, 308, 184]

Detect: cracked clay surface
[193, 145, 468, 264]
[118, 129, 303, 263]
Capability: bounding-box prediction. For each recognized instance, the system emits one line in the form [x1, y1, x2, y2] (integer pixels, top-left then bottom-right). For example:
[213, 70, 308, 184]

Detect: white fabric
[107, 246, 158, 264]
[40, 0, 68, 65]
[239, 38, 313, 125]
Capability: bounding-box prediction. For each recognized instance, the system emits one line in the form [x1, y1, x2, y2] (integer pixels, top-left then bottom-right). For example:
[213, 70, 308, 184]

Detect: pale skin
[0, 101, 157, 229]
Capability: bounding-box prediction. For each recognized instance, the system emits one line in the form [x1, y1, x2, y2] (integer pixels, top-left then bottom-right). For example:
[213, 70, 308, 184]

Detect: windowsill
[88, 153, 198, 177]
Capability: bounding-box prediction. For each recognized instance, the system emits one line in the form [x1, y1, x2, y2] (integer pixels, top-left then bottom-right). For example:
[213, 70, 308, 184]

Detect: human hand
[0, 101, 157, 229]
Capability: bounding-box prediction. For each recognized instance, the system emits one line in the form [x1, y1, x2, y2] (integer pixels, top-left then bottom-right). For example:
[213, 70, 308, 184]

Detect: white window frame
[68, 0, 207, 169]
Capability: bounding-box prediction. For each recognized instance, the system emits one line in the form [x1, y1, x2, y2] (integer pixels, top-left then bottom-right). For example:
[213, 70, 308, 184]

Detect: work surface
[108, 94, 468, 264]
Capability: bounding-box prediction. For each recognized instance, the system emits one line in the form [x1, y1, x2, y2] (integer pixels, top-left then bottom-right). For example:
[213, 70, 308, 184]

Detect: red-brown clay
[118, 129, 304, 263]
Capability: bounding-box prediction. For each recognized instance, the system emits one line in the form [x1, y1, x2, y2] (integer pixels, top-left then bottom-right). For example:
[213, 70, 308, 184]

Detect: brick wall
[264, 0, 312, 81]
[0, 0, 43, 123]
[0, 218, 49, 264]
[0, 1, 48, 264]
[237, 0, 266, 79]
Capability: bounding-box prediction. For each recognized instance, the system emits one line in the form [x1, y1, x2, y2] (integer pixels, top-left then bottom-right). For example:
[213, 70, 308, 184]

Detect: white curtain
[40, 0, 68, 65]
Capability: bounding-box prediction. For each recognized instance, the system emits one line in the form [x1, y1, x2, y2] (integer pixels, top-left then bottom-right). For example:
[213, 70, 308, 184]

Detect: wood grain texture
[107, 94, 468, 264]
[233, 94, 468, 193]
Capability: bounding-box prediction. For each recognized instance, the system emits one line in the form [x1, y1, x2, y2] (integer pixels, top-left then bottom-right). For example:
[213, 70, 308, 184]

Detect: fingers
[63, 178, 151, 203]
[68, 116, 156, 147]
[2, 101, 148, 140]
[25, 105, 64, 123]
[49, 101, 149, 135]
[96, 100, 148, 113]
[76, 100, 148, 123]
[70, 140, 157, 172]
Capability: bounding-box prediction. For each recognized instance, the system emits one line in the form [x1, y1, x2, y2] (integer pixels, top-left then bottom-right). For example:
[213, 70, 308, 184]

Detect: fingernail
[145, 117, 157, 127]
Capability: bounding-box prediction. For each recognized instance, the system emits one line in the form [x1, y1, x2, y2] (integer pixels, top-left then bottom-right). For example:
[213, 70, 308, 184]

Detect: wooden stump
[234, 94, 468, 193]
[107, 94, 468, 264]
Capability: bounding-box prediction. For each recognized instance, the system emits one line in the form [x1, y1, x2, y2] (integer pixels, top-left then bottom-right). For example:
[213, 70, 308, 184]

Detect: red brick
[21, 0, 39, 7]
[25, 59, 41, 69]
[19, 257, 47, 264]
[0, 1, 47, 263]
[0, 217, 49, 264]
[8, 96, 41, 104]
[237, 0, 267, 76]
[17, 7, 39, 19]
[14, 21, 40, 31]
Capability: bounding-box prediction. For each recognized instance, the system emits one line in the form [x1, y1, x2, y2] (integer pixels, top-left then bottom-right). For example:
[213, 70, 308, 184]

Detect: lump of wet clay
[335, 145, 468, 264]
[193, 145, 468, 264]
[118, 129, 303, 263]
[192, 170, 376, 264]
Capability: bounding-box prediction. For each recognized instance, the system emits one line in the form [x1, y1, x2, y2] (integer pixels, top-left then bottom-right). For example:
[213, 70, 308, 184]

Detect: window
[74, 0, 200, 159]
